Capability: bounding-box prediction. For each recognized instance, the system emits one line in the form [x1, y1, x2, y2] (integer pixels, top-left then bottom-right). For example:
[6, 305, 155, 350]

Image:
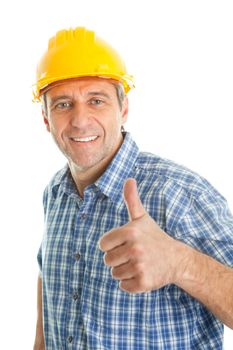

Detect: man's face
[43, 77, 128, 174]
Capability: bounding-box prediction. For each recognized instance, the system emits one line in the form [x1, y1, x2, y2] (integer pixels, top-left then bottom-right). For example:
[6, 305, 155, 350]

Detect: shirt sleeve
[174, 190, 233, 267]
[37, 244, 42, 278]
[36, 186, 49, 278]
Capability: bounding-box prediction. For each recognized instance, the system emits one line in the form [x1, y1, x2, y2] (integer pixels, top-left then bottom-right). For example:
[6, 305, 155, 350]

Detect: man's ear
[121, 96, 129, 124]
[42, 108, 50, 132]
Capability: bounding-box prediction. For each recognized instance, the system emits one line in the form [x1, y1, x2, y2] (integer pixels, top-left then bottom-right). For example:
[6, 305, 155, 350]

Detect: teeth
[72, 136, 98, 142]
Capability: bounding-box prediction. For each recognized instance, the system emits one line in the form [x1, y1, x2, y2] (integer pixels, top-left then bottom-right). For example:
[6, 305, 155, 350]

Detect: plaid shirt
[38, 132, 233, 349]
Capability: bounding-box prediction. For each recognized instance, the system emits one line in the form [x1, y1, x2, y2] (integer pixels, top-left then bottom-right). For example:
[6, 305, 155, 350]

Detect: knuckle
[130, 243, 143, 257]
[111, 267, 120, 279]
[120, 280, 137, 293]
[104, 253, 111, 265]
[119, 280, 130, 292]
[126, 227, 140, 240]
[133, 264, 146, 286]
[136, 275, 146, 290]
[134, 262, 143, 274]
[111, 267, 116, 277]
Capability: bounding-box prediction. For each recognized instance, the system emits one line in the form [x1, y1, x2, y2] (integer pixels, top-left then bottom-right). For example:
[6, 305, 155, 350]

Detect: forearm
[33, 275, 45, 350]
[175, 241, 233, 329]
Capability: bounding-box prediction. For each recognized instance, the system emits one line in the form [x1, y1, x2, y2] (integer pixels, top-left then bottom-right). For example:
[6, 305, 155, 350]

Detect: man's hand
[99, 178, 185, 293]
[33, 276, 45, 350]
[101, 178, 233, 327]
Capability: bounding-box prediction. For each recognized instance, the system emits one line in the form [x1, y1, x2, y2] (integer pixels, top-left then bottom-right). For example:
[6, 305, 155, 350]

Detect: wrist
[34, 321, 45, 348]
[33, 336, 45, 350]
[171, 239, 200, 287]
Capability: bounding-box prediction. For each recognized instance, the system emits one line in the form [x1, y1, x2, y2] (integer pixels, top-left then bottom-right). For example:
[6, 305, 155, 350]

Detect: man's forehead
[44, 77, 118, 98]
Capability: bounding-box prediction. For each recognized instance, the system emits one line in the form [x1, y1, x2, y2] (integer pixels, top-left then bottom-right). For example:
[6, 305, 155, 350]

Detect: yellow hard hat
[33, 27, 134, 102]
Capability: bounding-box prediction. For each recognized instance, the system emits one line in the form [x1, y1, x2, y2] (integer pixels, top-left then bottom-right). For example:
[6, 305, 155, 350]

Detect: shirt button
[81, 213, 87, 219]
[67, 336, 73, 343]
[93, 186, 98, 193]
[73, 292, 79, 300]
[74, 253, 81, 261]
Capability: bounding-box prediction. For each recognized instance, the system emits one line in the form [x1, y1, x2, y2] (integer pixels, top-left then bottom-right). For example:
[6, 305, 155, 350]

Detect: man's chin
[73, 153, 115, 176]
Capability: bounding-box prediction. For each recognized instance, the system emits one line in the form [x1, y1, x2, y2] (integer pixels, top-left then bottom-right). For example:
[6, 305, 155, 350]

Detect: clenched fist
[99, 178, 187, 293]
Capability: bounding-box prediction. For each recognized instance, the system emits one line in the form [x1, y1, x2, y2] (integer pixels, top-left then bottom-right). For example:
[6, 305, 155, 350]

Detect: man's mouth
[71, 136, 99, 143]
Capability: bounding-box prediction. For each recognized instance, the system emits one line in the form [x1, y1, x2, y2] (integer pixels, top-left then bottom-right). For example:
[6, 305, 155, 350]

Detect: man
[33, 27, 233, 350]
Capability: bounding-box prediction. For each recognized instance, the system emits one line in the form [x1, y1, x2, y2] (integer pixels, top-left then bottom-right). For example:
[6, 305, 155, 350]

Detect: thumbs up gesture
[99, 178, 185, 293]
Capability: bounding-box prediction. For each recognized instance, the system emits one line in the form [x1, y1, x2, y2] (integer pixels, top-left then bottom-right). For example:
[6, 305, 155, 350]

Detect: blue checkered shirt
[38, 132, 233, 349]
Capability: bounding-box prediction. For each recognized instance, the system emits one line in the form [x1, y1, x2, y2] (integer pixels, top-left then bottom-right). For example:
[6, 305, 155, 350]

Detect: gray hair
[113, 82, 126, 111]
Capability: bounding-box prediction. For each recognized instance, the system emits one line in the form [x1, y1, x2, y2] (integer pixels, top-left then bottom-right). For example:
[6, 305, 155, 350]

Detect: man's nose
[70, 103, 90, 128]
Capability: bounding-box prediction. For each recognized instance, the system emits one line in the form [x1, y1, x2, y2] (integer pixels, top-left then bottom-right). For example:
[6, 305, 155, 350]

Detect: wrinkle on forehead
[41, 76, 119, 97]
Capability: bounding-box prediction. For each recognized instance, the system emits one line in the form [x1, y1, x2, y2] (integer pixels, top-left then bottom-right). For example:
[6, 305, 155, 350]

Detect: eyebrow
[86, 91, 111, 99]
[49, 95, 72, 107]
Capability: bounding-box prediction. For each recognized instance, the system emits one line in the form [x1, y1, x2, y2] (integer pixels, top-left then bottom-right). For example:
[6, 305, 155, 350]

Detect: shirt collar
[52, 132, 139, 202]
[51, 164, 76, 198]
[94, 132, 139, 202]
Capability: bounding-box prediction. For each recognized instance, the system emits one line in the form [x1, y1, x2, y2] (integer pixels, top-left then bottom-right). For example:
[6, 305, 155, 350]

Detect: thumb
[123, 178, 147, 221]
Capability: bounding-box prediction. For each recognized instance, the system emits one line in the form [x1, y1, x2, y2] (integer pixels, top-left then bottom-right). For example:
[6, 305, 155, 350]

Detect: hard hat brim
[33, 73, 134, 102]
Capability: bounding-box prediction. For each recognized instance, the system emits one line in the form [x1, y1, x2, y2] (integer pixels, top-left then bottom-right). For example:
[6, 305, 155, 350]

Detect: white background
[0, 0, 232, 348]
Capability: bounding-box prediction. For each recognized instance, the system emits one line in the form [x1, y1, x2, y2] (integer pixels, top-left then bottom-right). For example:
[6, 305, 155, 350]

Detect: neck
[70, 163, 106, 197]
[69, 136, 124, 197]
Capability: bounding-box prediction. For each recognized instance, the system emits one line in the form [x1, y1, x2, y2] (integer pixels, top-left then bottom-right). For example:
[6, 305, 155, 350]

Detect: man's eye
[90, 99, 104, 105]
[56, 102, 72, 109]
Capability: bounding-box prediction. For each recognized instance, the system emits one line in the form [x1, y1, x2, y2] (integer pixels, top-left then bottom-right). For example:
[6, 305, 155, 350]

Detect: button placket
[66, 191, 94, 346]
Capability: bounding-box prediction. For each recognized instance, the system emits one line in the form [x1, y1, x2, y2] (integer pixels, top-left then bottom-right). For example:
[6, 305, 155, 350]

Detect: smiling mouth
[71, 136, 99, 143]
